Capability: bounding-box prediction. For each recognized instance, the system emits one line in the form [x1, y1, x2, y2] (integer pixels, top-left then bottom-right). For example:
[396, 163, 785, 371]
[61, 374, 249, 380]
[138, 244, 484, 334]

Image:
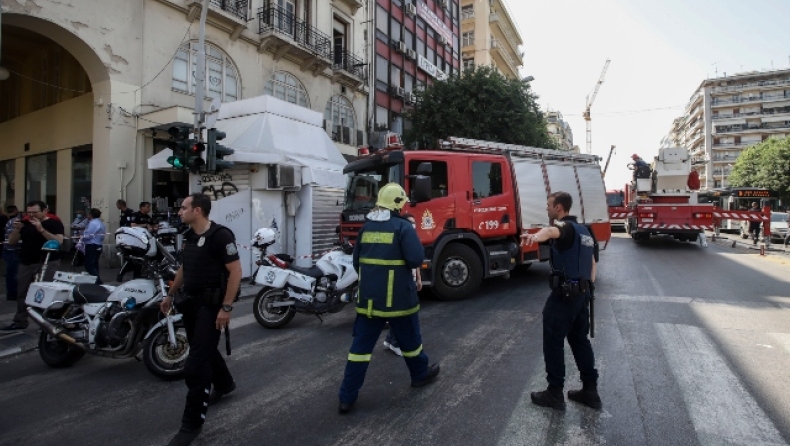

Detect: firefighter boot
[530, 385, 566, 410]
[567, 381, 602, 410]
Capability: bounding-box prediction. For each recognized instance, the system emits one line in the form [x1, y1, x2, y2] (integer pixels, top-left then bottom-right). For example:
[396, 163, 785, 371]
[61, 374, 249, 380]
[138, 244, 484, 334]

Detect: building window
[333, 17, 348, 66]
[375, 55, 389, 91]
[172, 42, 239, 102]
[264, 71, 310, 108]
[462, 31, 474, 47]
[26, 152, 58, 213]
[463, 58, 475, 71]
[71, 146, 92, 218]
[461, 4, 473, 19]
[324, 95, 358, 145]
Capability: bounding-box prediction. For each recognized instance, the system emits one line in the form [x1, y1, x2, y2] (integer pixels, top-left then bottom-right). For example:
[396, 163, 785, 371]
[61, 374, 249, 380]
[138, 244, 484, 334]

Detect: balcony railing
[711, 78, 790, 94]
[258, 6, 332, 60]
[711, 93, 790, 106]
[333, 49, 366, 81]
[715, 122, 790, 133]
[210, 0, 248, 21]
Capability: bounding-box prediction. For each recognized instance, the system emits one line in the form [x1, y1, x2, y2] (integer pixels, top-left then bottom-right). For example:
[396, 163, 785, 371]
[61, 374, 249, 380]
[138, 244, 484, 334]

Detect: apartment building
[660, 117, 685, 149]
[459, 0, 522, 79]
[372, 0, 460, 137]
[677, 69, 790, 189]
[0, 0, 367, 229]
[546, 110, 574, 151]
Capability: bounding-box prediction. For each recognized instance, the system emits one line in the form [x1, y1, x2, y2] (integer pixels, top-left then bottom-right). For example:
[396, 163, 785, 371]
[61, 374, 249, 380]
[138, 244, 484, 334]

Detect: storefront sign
[418, 1, 455, 50]
[418, 55, 448, 81]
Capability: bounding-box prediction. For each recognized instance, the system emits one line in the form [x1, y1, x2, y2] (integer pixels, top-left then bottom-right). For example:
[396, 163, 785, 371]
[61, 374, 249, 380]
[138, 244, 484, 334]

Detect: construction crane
[583, 59, 611, 154]
[602, 145, 616, 176]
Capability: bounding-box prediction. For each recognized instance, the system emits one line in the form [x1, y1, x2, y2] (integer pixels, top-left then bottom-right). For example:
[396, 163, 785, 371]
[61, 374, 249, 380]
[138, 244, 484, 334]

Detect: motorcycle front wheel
[142, 323, 189, 380]
[253, 288, 295, 329]
[38, 331, 85, 368]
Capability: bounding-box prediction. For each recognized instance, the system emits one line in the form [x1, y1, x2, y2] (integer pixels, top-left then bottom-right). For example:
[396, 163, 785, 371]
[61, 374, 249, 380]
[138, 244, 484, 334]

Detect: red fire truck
[606, 189, 627, 230]
[624, 147, 715, 242]
[340, 136, 611, 301]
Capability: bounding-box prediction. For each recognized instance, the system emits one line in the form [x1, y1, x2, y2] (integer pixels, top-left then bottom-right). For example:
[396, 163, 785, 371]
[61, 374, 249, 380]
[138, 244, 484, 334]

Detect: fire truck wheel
[433, 244, 482, 301]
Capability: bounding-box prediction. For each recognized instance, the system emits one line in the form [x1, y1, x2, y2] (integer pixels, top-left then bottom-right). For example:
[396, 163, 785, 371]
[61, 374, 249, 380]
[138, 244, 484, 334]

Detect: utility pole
[194, 0, 210, 142]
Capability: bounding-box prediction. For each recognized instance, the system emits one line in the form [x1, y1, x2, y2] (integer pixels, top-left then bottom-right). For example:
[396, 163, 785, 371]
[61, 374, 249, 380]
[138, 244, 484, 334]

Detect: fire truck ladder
[443, 136, 601, 164]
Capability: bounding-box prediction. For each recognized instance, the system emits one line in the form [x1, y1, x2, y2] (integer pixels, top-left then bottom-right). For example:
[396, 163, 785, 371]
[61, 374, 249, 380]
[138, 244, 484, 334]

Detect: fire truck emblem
[421, 210, 436, 230]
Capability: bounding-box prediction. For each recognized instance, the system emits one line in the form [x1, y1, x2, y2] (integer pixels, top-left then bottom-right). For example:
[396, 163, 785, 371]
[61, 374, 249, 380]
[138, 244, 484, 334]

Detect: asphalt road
[2, 233, 790, 446]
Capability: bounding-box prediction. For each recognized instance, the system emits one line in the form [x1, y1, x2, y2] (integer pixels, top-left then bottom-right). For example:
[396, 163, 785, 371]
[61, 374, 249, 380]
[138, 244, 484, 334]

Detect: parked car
[740, 212, 789, 242]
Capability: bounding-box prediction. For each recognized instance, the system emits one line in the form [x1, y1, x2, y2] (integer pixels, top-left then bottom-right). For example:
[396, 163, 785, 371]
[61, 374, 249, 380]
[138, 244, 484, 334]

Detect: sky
[506, 0, 790, 189]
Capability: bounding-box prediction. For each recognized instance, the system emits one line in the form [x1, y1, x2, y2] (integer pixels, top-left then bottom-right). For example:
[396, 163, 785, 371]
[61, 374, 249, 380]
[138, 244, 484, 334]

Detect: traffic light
[166, 126, 191, 170]
[207, 128, 234, 172]
[186, 140, 206, 173]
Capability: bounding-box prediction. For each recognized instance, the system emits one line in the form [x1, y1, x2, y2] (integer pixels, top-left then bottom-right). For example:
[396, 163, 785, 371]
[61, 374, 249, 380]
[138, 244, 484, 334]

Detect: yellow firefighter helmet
[376, 183, 408, 211]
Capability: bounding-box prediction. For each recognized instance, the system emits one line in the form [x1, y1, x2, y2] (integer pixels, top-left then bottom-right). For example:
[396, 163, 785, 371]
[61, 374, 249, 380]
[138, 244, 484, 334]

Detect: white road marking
[768, 333, 790, 353]
[655, 323, 786, 446]
[642, 265, 665, 297]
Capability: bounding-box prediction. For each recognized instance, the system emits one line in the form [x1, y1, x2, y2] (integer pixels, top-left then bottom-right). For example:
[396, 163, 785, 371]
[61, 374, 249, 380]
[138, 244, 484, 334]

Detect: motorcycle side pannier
[115, 227, 157, 258]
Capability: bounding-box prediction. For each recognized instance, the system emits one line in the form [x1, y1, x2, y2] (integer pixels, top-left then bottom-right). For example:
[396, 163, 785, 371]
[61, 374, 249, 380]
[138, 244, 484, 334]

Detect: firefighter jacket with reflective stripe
[550, 219, 594, 282]
[353, 212, 425, 318]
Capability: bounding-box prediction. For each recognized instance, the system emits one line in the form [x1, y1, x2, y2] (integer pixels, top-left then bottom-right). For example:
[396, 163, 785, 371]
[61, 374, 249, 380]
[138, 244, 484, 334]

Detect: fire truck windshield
[344, 163, 403, 212]
[606, 192, 624, 207]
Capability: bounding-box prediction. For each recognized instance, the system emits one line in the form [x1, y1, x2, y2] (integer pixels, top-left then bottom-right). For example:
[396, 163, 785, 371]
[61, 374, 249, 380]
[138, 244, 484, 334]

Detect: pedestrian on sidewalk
[1, 201, 64, 331]
[749, 202, 762, 245]
[382, 212, 422, 357]
[81, 208, 106, 285]
[338, 184, 440, 415]
[521, 191, 601, 411]
[161, 193, 241, 446]
[3, 206, 20, 301]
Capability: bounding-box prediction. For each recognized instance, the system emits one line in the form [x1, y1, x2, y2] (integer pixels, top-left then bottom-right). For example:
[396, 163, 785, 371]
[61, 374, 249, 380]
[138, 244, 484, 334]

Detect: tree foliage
[728, 137, 790, 202]
[404, 66, 558, 150]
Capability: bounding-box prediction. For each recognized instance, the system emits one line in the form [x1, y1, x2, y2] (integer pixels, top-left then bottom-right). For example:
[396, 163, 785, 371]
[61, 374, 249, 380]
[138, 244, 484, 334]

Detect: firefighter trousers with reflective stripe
[339, 313, 430, 404]
[180, 299, 235, 430]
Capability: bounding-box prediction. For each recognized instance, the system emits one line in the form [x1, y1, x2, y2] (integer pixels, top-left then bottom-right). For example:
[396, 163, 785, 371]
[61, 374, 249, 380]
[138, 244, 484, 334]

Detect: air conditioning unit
[404, 92, 416, 105]
[390, 86, 405, 98]
[268, 164, 297, 189]
[438, 35, 448, 46]
[438, 0, 447, 9]
[406, 3, 417, 16]
[396, 41, 407, 53]
[406, 49, 417, 60]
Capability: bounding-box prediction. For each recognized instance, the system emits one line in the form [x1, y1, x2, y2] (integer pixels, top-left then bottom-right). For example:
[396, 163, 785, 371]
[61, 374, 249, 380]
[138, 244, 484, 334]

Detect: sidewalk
[0, 261, 263, 359]
[706, 231, 790, 256]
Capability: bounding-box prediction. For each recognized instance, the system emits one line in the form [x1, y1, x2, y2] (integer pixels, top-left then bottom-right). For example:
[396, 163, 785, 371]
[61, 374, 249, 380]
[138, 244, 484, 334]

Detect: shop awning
[147, 95, 347, 187]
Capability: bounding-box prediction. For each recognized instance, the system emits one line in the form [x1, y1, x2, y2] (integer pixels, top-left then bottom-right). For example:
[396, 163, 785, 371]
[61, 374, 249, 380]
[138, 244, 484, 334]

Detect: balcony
[257, 6, 333, 74]
[713, 142, 748, 149]
[711, 79, 790, 94]
[714, 122, 790, 134]
[187, 0, 249, 40]
[711, 93, 790, 107]
[688, 131, 704, 147]
[490, 37, 519, 77]
[686, 91, 703, 110]
[331, 0, 364, 15]
[332, 49, 366, 90]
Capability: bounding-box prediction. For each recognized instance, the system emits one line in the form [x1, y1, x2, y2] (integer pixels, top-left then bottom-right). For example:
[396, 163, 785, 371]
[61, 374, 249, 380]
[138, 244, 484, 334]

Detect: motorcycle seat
[288, 264, 325, 278]
[73, 284, 112, 304]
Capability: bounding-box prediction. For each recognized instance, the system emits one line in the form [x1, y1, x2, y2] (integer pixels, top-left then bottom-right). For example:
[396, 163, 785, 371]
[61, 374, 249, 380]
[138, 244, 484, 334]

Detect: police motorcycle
[24, 227, 189, 379]
[250, 228, 358, 328]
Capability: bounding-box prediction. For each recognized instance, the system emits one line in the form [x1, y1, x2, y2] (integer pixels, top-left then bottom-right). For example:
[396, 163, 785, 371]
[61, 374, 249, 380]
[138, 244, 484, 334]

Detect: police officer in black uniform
[521, 191, 601, 411]
[161, 193, 242, 446]
[130, 201, 154, 229]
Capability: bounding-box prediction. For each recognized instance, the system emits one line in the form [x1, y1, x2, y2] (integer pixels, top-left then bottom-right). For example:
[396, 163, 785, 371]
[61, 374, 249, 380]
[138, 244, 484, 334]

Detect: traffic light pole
[193, 0, 210, 142]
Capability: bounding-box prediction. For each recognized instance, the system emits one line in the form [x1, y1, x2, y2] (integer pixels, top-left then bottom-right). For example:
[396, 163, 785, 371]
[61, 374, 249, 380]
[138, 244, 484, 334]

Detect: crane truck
[340, 136, 611, 301]
[624, 147, 715, 242]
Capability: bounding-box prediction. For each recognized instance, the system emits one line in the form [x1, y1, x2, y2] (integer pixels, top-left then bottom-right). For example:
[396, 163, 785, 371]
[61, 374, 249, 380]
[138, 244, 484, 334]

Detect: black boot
[167, 427, 201, 446]
[568, 381, 602, 410]
[530, 385, 566, 410]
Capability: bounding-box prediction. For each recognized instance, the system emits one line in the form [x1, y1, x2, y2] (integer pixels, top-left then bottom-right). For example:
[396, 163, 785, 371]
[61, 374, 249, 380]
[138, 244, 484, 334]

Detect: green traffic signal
[166, 126, 194, 171]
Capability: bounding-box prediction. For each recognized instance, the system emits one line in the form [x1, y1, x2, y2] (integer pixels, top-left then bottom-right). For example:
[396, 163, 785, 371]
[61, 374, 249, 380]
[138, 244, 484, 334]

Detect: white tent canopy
[147, 95, 347, 187]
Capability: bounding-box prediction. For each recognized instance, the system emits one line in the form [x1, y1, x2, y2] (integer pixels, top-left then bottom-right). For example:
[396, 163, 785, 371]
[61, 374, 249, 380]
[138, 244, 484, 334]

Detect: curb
[707, 232, 790, 256]
[0, 287, 263, 360]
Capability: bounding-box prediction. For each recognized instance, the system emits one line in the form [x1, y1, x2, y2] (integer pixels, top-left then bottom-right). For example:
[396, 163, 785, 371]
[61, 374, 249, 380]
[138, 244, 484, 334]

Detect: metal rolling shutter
[512, 158, 549, 228]
[312, 186, 344, 257]
[576, 165, 609, 223]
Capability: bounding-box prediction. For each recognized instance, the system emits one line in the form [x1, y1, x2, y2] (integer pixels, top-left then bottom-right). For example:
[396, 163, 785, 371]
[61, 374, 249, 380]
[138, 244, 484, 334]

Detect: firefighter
[338, 183, 440, 414]
[521, 191, 601, 411]
[631, 154, 650, 181]
[161, 193, 242, 446]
